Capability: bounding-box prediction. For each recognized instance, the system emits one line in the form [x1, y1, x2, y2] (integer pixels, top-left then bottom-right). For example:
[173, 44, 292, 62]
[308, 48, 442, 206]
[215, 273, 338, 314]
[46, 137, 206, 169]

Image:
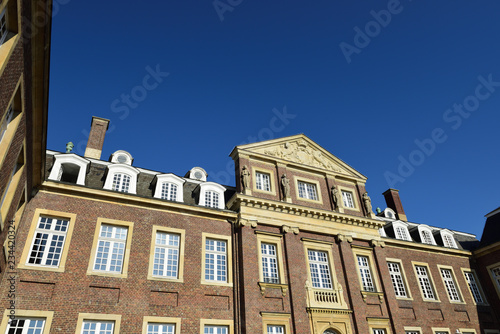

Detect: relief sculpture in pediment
[263, 140, 342, 172]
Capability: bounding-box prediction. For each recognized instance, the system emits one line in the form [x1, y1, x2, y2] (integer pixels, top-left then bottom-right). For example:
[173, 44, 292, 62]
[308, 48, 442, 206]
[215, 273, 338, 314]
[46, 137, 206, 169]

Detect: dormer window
[109, 150, 133, 165]
[112, 173, 131, 192]
[153, 174, 185, 202]
[393, 222, 411, 241]
[418, 225, 436, 245]
[185, 167, 208, 182]
[198, 182, 226, 209]
[104, 164, 139, 194]
[440, 230, 458, 249]
[383, 208, 396, 219]
[48, 154, 90, 186]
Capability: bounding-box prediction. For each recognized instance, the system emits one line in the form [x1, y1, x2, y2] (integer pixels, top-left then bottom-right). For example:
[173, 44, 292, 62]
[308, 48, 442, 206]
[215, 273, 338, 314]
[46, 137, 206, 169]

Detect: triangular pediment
[232, 134, 366, 180]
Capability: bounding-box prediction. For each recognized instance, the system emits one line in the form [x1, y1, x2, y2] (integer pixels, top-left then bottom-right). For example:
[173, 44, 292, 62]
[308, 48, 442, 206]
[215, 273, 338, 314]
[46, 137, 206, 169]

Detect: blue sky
[47, 0, 500, 239]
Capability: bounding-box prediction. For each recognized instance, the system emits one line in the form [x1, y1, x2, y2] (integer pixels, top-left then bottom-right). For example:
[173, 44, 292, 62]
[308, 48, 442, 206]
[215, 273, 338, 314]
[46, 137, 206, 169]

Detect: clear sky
[47, 0, 500, 239]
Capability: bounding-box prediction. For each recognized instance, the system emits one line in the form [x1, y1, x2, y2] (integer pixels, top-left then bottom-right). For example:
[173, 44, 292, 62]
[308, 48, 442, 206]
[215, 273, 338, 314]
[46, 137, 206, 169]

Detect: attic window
[154, 174, 185, 202]
[441, 231, 458, 249]
[48, 154, 89, 186]
[198, 182, 226, 209]
[109, 150, 133, 165]
[418, 225, 436, 245]
[103, 164, 139, 194]
[393, 223, 411, 241]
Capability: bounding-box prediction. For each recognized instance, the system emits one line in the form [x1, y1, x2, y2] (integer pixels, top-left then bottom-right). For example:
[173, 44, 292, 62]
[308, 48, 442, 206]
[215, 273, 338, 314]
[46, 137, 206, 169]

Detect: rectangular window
[93, 224, 128, 273]
[27, 216, 69, 267]
[161, 182, 177, 201]
[388, 262, 407, 297]
[464, 271, 484, 304]
[308, 250, 332, 289]
[342, 191, 355, 208]
[267, 325, 284, 334]
[395, 226, 410, 241]
[81, 320, 114, 334]
[298, 181, 318, 201]
[442, 233, 457, 248]
[406, 332, 420, 334]
[415, 265, 436, 300]
[204, 326, 228, 334]
[153, 232, 180, 278]
[147, 323, 175, 334]
[358, 255, 375, 292]
[256, 172, 271, 192]
[0, 105, 13, 141]
[421, 229, 434, 244]
[205, 238, 227, 282]
[373, 330, 386, 334]
[0, 8, 7, 46]
[491, 266, 500, 290]
[262, 243, 279, 284]
[6, 318, 46, 334]
[205, 191, 219, 208]
[440, 268, 461, 302]
[112, 173, 131, 193]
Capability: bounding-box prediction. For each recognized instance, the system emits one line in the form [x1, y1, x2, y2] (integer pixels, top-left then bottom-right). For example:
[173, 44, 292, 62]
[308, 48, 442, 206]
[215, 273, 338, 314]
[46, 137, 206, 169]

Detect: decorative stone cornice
[258, 282, 288, 297]
[282, 225, 299, 235]
[229, 194, 384, 230]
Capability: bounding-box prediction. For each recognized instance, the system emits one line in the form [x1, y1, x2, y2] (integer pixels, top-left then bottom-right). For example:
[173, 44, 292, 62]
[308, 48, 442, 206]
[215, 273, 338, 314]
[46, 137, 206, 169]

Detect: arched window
[103, 164, 139, 194]
[418, 225, 436, 245]
[112, 173, 131, 192]
[198, 182, 226, 209]
[153, 174, 185, 202]
[393, 222, 411, 241]
[48, 154, 90, 186]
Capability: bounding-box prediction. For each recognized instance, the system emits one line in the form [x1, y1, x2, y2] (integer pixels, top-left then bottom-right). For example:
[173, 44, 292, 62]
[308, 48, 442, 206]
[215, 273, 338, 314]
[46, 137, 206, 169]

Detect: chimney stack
[84, 116, 110, 160]
[383, 188, 407, 221]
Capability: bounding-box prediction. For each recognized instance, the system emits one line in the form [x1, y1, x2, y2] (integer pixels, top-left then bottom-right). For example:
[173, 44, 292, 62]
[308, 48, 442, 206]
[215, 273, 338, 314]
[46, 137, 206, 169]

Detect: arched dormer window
[154, 174, 185, 202]
[185, 166, 207, 182]
[384, 208, 396, 219]
[48, 154, 90, 185]
[393, 221, 411, 241]
[440, 229, 458, 249]
[418, 225, 436, 245]
[109, 150, 133, 165]
[199, 182, 226, 209]
[103, 164, 139, 194]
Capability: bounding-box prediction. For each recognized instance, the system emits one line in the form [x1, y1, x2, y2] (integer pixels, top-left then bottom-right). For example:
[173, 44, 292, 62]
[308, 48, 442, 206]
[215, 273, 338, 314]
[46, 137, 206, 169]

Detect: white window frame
[5, 317, 46, 334]
[256, 172, 271, 192]
[267, 325, 284, 334]
[0, 8, 8, 46]
[393, 222, 411, 241]
[142, 317, 181, 334]
[488, 263, 500, 296]
[308, 249, 333, 289]
[201, 233, 232, 287]
[154, 174, 185, 202]
[47, 154, 90, 185]
[81, 320, 114, 334]
[297, 181, 318, 201]
[342, 191, 355, 208]
[261, 243, 280, 284]
[440, 230, 457, 248]
[92, 224, 128, 274]
[462, 270, 486, 304]
[357, 255, 375, 292]
[75, 314, 121, 334]
[418, 225, 436, 245]
[387, 261, 408, 298]
[152, 231, 181, 279]
[103, 164, 139, 194]
[26, 216, 69, 268]
[413, 263, 439, 301]
[439, 266, 462, 303]
[199, 182, 226, 209]
[204, 238, 227, 282]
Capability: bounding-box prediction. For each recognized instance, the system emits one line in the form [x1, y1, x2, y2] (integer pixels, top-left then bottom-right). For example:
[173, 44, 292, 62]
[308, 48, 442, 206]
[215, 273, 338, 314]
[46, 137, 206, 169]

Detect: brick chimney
[383, 188, 407, 221]
[84, 116, 110, 159]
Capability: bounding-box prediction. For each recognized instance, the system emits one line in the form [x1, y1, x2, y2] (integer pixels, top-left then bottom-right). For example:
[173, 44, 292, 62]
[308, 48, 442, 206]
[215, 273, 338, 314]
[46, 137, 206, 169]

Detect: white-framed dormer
[198, 182, 226, 209]
[153, 174, 185, 202]
[383, 208, 396, 219]
[186, 167, 207, 182]
[103, 164, 140, 194]
[109, 150, 134, 165]
[47, 154, 90, 185]
[439, 229, 458, 249]
[418, 224, 436, 245]
[393, 221, 411, 241]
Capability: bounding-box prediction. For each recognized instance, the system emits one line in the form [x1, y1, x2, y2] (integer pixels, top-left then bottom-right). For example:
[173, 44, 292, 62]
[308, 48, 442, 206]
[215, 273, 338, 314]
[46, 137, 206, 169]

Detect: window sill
[18, 263, 65, 273]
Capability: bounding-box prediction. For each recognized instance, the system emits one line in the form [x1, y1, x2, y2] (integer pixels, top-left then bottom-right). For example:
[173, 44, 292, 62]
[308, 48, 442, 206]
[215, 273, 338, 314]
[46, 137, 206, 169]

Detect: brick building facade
[0, 115, 498, 333]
